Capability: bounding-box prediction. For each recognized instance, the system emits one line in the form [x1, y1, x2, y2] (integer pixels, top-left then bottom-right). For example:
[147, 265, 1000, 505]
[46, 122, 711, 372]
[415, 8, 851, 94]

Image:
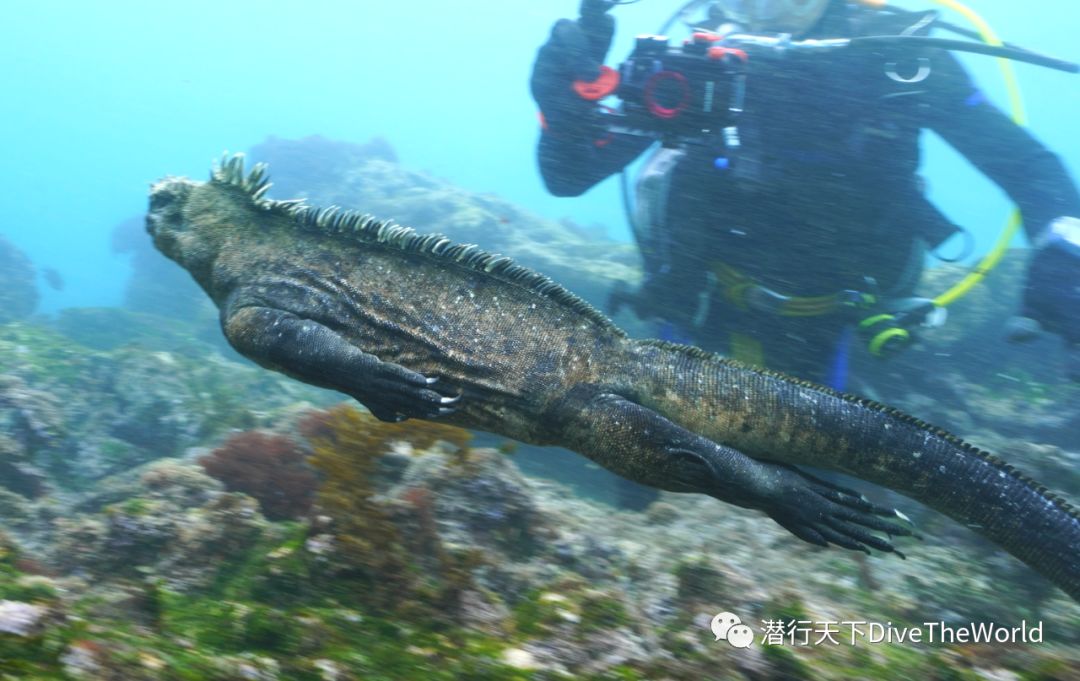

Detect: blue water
[0, 0, 1076, 313]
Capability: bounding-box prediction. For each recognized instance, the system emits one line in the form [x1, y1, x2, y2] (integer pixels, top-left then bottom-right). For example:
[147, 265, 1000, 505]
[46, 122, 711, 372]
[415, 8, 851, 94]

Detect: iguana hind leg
[551, 385, 912, 555]
[223, 305, 459, 422]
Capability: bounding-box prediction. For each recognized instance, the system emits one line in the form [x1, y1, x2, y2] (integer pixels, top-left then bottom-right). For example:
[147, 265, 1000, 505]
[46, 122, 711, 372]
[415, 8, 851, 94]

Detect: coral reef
[199, 431, 317, 521]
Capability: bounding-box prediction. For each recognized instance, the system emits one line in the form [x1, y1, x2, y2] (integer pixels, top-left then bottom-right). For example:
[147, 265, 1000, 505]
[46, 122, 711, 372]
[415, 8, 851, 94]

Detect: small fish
[42, 268, 64, 291]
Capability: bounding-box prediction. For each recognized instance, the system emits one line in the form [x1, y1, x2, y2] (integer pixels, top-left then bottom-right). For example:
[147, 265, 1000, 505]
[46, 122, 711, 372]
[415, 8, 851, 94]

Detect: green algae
[512, 588, 573, 637]
[0, 526, 553, 680]
[761, 643, 815, 680]
[0, 540, 56, 603]
[578, 591, 630, 632]
[673, 554, 728, 605]
[0, 322, 91, 385]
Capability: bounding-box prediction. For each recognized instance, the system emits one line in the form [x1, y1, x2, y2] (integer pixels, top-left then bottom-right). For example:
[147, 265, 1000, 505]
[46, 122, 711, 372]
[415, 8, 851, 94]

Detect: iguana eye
[149, 191, 176, 212]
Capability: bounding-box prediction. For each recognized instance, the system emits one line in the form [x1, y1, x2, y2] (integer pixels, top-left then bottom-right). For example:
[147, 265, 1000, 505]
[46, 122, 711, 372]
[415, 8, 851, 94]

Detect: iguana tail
[630, 339, 1080, 600]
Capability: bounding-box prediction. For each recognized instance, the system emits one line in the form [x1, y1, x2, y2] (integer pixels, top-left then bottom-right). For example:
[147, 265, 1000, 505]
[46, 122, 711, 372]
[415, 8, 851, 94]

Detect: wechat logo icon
[711, 611, 754, 649]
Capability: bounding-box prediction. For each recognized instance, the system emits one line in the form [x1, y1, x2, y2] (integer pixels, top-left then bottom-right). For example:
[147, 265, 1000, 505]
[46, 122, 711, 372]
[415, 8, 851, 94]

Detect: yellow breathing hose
[921, 0, 1027, 308]
[928, 0, 1026, 122]
[854, 0, 1028, 309]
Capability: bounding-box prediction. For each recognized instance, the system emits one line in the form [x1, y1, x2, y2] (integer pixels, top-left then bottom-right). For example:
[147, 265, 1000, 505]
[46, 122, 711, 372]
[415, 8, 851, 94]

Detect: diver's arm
[925, 52, 1080, 372]
[537, 122, 652, 197]
[924, 52, 1080, 239]
[531, 10, 653, 197]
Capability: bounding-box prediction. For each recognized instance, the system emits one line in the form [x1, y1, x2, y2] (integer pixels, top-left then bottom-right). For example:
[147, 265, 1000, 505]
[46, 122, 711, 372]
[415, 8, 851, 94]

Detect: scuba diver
[530, 0, 1080, 388]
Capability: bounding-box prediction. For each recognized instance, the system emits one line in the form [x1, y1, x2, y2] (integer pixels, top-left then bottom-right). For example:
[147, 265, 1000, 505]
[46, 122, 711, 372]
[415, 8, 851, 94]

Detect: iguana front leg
[551, 386, 913, 554]
[222, 305, 459, 422]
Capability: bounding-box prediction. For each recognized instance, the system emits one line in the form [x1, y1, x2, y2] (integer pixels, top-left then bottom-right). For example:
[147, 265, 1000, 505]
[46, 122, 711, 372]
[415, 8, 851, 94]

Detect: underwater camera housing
[613, 32, 747, 146]
[603, 23, 1078, 148]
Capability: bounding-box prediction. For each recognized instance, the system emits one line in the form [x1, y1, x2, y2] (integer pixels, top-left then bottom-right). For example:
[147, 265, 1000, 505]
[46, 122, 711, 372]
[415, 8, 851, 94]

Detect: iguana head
[146, 176, 200, 268]
[147, 156, 279, 287]
[146, 171, 246, 290]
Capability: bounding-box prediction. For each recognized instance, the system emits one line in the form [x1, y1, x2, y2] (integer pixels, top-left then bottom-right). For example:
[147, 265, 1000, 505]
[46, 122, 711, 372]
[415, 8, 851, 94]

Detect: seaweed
[198, 431, 317, 521]
[301, 404, 472, 613]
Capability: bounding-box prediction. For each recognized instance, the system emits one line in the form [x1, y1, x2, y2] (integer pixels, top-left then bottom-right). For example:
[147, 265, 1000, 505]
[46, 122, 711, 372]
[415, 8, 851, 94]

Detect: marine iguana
[147, 155, 1080, 600]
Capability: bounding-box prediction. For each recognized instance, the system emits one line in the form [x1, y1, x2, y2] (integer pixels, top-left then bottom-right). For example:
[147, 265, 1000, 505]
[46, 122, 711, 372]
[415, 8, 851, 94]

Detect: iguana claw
[362, 366, 462, 422]
[759, 463, 915, 556]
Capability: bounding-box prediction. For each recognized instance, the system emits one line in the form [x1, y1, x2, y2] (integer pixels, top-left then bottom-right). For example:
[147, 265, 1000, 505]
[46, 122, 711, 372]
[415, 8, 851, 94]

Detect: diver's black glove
[1007, 216, 1080, 380]
[530, 3, 616, 134]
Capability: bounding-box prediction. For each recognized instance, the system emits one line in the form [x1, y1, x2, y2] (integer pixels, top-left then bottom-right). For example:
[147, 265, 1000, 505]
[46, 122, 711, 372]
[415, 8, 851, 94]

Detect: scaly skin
[621, 342, 1080, 599]
[147, 156, 1079, 601]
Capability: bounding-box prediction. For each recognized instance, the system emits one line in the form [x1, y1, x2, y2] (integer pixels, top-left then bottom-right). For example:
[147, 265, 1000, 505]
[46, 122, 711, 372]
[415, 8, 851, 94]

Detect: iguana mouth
[145, 177, 193, 255]
[147, 177, 188, 222]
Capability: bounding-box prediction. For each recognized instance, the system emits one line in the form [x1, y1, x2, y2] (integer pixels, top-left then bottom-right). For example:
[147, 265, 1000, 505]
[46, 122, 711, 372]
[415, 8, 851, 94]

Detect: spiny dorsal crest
[209, 153, 623, 335]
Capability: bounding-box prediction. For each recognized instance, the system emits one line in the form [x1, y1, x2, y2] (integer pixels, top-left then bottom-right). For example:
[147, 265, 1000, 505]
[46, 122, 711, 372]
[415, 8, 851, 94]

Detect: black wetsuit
[536, 7, 1080, 382]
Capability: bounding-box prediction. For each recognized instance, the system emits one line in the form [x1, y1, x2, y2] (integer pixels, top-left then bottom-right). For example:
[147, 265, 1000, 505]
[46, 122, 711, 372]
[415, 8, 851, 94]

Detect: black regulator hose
[850, 35, 1079, 73]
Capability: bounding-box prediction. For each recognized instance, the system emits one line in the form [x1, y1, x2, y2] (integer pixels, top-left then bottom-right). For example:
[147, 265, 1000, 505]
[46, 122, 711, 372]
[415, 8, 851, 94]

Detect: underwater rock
[499, 646, 542, 671]
[0, 374, 62, 451]
[138, 457, 226, 507]
[457, 588, 511, 635]
[674, 554, 730, 609]
[0, 451, 48, 500]
[50, 516, 108, 574]
[644, 500, 679, 525]
[101, 499, 181, 567]
[5, 406, 1078, 677]
[0, 374, 61, 498]
[0, 322, 331, 489]
[395, 446, 541, 558]
[50, 460, 268, 590]
[229, 656, 281, 681]
[164, 493, 268, 585]
[0, 599, 48, 636]
[0, 487, 30, 525]
[59, 641, 105, 680]
[0, 235, 38, 323]
[70, 452, 223, 516]
[509, 583, 655, 675]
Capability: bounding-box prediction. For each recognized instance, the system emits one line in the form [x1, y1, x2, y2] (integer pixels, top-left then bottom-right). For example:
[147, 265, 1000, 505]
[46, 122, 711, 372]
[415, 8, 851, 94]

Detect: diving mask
[718, 0, 831, 34]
